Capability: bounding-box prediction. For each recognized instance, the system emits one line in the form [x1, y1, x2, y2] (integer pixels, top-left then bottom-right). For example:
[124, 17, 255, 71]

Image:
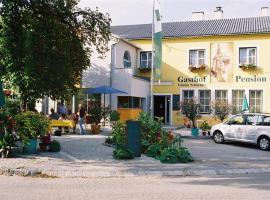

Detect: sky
[79, 0, 270, 25]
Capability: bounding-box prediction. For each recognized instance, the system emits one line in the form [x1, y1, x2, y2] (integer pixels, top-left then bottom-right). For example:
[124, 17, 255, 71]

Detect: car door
[243, 115, 257, 142]
[256, 115, 270, 140]
[226, 115, 246, 140]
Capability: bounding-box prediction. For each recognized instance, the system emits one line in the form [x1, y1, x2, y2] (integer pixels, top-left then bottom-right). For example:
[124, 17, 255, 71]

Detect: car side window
[229, 115, 245, 125]
[256, 116, 270, 126]
[246, 115, 256, 125]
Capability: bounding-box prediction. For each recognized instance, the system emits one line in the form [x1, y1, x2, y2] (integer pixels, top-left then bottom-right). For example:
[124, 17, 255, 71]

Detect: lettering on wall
[178, 76, 207, 87]
[236, 75, 267, 82]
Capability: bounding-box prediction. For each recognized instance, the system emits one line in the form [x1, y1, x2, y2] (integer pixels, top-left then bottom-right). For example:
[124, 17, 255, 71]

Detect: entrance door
[154, 95, 170, 124]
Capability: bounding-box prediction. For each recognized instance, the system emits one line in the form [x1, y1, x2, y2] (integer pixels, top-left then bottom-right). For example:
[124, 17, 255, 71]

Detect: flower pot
[91, 124, 101, 134]
[202, 131, 207, 136]
[191, 128, 199, 137]
[23, 139, 37, 154]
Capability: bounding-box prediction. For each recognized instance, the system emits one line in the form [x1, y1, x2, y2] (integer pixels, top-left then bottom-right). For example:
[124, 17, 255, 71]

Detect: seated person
[49, 108, 59, 120]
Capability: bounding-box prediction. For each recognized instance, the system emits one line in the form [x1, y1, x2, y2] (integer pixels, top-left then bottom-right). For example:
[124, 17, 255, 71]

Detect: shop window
[123, 51, 131, 68]
[140, 51, 152, 68]
[249, 90, 263, 113]
[172, 95, 180, 111]
[232, 90, 245, 113]
[189, 49, 205, 67]
[117, 96, 142, 109]
[199, 90, 211, 114]
[183, 90, 194, 101]
[239, 47, 257, 66]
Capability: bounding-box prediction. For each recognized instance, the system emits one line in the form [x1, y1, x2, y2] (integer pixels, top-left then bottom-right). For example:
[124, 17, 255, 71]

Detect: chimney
[261, 7, 269, 16]
[214, 6, 223, 19]
[192, 11, 205, 21]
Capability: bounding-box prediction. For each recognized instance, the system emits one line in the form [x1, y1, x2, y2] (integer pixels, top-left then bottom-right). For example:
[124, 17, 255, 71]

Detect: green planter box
[126, 120, 141, 157]
[191, 128, 199, 137]
[23, 139, 37, 154]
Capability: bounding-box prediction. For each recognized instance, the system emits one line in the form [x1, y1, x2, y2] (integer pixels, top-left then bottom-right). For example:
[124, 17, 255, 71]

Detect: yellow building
[112, 8, 270, 126]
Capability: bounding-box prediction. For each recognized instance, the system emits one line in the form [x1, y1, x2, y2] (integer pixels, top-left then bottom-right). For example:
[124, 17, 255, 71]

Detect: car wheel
[258, 136, 270, 151]
[213, 131, 224, 144]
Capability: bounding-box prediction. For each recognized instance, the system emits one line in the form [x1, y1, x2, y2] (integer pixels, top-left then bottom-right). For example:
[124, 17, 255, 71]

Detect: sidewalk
[1, 132, 270, 178]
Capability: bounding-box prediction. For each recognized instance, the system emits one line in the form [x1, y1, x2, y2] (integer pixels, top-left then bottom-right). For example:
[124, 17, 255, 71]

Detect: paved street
[0, 174, 270, 200]
[0, 132, 270, 178]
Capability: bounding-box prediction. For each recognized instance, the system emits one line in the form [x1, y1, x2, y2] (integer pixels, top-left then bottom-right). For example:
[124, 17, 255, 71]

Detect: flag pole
[150, 0, 155, 119]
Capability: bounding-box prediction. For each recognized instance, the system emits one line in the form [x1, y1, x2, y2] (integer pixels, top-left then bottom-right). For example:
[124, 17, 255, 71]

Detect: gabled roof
[111, 16, 270, 39]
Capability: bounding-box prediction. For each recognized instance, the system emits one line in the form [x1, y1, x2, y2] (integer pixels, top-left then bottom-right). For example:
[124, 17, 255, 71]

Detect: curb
[2, 166, 270, 178]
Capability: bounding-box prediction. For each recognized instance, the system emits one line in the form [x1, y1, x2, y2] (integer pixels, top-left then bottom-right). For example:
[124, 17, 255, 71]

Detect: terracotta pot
[39, 143, 47, 151]
[91, 124, 101, 134]
[202, 131, 207, 136]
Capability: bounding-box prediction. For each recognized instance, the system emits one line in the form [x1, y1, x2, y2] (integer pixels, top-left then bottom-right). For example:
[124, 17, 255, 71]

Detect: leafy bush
[3, 99, 21, 118]
[145, 143, 163, 158]
[113, 147, 134, 160]
[111, 122, 126, 147]
[138, 112, 162, 144]
[212, 100, 232, 122]
[141, 139, 150, 153]
[199, 121, 211, 131]
[159, 146, 193, 163]
[48, 140, 61, 152]
[15, 111, 50, 144]
[110, 110, 120, 123]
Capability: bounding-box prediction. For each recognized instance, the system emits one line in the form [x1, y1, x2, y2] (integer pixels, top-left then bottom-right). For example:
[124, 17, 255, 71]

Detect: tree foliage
[0, 0, 111, 107]
[180, 99, 201, 128]
[212, 100, 232, 122]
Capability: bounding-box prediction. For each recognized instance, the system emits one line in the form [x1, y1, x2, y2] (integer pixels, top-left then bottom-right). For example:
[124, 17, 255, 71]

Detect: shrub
[159, 146, 193, 163]
[141, 139, 150, 153]
[48, 140, 61, 152]
[3, 99, 21, 118]
[111, 122, 126, 147]
[110, 110, 120, 123]
[212, 100, 232, 122]
[145, 143, 163, 158]
[199, 121, 211, 131]
[15, 111, 50, 145]
[113, 147, 134, 160]
[138, 112, 162, 144]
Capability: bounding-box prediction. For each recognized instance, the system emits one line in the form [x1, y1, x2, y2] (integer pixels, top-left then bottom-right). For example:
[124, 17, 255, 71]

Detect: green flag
[153, 0, 162, 80]
[242, 94, 249, 112]
[0, 81, 5, 108]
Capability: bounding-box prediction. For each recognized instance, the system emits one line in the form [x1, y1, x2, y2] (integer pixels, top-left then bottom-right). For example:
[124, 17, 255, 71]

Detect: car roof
[235, 113, 270, 117]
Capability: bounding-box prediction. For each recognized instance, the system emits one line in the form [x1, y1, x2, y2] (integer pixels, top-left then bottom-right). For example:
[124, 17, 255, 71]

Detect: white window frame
[232, 90, 245, 113]
[123, 51, 131, 68]
[199, 90, 211, 114]
[238, 46, 259, 66]
[249, 90, 263, 113]
[189, 49, 206, 67]
[215, 90, 228, 102]
[182, 90, 194, 101]
[140, 51, 152, 68]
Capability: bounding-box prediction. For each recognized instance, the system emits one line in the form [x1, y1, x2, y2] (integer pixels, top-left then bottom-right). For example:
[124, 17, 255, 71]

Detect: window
[183, 90, 194, 101]
[249, 90, 263, 113]
[215, 90, 228, 102]
[239, 47, 257, 65]
[199, 90, 211, 114]
[246, 115, 256, 125]
[140, 51, 152, 68]
[117, 96, 142, 108]
[257, 116, 270, 126]
[173, 95, 180, 111]
[232, 90, 245, 113]
[123, 51, 131, 68]
[228, 115, 245, 125]
[189, 49, 205, 67]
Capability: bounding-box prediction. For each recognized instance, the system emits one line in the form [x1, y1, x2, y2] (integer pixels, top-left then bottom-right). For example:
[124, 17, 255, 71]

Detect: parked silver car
[210, 113, 270, 151]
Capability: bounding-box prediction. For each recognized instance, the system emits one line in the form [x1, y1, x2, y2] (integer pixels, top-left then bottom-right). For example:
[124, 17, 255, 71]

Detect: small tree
[212, 100, 232, 122]
[180, 99, 201, 128]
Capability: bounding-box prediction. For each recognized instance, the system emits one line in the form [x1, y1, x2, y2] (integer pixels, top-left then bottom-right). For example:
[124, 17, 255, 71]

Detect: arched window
[123, 51, 131, 68]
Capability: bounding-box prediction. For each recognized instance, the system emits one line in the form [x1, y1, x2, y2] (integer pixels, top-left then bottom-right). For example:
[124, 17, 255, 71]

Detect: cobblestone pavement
[1, 130, 270, 178]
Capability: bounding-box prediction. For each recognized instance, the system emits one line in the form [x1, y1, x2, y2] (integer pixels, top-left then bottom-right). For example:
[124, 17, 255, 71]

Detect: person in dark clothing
[77, 104, 86, 135]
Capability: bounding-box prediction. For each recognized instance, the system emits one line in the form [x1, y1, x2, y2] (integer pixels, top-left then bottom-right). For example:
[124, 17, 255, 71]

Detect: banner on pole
[153, 0, 162, 80]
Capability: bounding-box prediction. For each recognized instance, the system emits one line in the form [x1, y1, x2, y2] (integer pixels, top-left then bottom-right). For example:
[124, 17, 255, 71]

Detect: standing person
[77, 104, 86, 135]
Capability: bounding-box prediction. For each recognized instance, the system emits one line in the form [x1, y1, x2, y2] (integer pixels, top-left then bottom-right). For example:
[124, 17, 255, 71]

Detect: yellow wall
[131, 34, 270, 125]
[117, 108, 143, 122]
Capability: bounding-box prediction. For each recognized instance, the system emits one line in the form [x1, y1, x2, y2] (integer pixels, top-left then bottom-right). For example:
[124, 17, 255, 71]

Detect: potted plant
[88, 104, 103, 134]
[199, 121, 211, 136]
[15, 111, 50, 154]
[189, 64, 207, 72]
[39, 134, 51, 151]
[180, 99, 201, 137]
[239, 63, 258, 70]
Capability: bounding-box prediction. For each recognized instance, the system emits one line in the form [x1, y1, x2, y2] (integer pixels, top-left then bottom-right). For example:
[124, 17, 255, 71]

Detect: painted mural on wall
[210, 43, 233, 83]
